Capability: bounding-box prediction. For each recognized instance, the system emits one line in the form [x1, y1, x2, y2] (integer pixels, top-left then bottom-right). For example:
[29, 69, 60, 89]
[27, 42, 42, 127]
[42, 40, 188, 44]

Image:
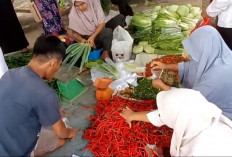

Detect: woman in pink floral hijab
[68, 0, 126, 59]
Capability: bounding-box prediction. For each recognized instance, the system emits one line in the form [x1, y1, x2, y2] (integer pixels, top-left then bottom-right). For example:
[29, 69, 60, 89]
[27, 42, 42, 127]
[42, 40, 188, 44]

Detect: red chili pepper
[83, 96, 172, 156]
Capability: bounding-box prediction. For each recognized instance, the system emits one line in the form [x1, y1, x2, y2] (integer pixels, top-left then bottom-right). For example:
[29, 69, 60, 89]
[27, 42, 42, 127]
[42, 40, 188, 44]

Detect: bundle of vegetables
[94, 63, 119, 79]
[84, 96, 172, 156]
[132, 78, 159, 100]
[145, 55, 189, 78]
[63, 43, 91, 71]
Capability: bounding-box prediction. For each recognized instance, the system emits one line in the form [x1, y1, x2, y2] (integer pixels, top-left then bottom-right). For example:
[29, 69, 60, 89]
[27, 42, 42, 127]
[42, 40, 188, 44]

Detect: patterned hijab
[68, 0, 105, 36]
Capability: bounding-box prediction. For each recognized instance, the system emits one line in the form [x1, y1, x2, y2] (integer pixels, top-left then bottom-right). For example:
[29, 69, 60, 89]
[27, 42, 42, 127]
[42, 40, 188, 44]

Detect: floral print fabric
[35, 0, 62, 35]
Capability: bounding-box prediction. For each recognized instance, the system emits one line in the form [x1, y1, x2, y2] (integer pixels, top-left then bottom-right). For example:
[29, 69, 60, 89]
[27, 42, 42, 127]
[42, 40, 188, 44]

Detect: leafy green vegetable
[133, 45, 144, 54]
[153, 18, 178, 28]
[167, 5, 179, 13]
[5, 53, 32, 69]
[139, 41, 149, 46]
[176, 5, 190, 17]
[130, 13, 153, 31]
[144, 44, 155, 54]
[84, 60, 104, 68]
[178, 22, 189, 31]
[63, 43, 91, 71]
[153, 6, 161, 13]
[95, 63, 119, 79]
[190, 7, 201, 17]
[132, 78, 159, 100]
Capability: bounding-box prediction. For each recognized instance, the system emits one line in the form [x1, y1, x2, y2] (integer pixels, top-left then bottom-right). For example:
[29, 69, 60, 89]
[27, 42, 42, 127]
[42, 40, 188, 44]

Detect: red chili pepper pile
[83, 96, 172, 156]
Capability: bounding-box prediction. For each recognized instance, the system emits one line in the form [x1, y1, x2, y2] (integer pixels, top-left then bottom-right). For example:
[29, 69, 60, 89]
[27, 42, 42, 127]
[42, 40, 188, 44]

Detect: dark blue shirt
[0, 67, 61, 156]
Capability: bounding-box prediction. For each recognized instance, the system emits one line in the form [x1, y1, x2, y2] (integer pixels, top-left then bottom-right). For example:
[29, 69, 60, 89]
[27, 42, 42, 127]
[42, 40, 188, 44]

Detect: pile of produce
[63, 43, 91, 71]
[131, 4, 202, 55]
[5, 53, 32, 69]
[132, 78, 159, 100]
[84, 96, 172, 156]
[145, 55, 188, 81]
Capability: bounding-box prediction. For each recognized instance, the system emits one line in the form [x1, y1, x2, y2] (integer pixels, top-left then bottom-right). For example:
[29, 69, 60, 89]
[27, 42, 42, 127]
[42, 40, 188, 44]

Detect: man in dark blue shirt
[0, 36, 77, 156]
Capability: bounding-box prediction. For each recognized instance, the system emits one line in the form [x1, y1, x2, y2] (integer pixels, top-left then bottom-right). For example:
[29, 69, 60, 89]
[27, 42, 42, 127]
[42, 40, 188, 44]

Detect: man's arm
[52, 119, 77, 139]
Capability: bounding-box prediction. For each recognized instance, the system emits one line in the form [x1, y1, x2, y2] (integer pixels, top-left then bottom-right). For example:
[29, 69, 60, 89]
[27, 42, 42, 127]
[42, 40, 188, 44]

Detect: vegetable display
[84, 96, 172, 156]
[63, 43, 91, 71]
[131, 4, 202, 55]
[5, 53, 32, 69]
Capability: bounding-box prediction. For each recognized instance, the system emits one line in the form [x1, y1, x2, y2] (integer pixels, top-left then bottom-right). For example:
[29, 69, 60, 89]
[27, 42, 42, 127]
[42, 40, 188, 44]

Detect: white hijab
[156, 88, 222, 156]
[0, 48, 8, 78]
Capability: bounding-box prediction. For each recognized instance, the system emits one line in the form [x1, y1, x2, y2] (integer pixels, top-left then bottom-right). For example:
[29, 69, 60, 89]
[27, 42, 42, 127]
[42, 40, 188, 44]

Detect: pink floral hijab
[68, 0, 105, 36]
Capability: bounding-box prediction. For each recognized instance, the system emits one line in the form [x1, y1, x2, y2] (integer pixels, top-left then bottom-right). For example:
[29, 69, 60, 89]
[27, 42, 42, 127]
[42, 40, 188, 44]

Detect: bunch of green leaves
[5, 53, 32, 69]
[130, 13, 153, 32]
[132, 78, 159, 100]
[63, 43, 91, 71]
[84, 60, 104, 68]
[95, 63, 119, 79]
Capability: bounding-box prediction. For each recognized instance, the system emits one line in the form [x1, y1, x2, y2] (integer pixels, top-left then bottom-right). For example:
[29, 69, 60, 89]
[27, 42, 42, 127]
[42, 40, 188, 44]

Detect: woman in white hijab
[0, 47, 8, 78]
[120, 88, 232, 156]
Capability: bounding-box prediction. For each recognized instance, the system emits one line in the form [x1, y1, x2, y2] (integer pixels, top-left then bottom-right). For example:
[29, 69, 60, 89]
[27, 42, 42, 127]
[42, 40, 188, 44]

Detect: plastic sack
[111, 26, 134, 62]
[0, 48, 8, 79]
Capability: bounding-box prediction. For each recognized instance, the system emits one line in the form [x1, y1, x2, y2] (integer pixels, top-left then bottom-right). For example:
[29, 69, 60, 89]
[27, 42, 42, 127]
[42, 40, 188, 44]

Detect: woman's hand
[152, 79, 171, 91]
[120, 107, 134, 128]
[150, 61, 167, 70]
[87, 36, 95, 47]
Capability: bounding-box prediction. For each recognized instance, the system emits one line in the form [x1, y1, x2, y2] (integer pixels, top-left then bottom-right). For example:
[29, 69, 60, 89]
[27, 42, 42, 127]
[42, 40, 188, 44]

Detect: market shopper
[0, 36, 77, 156]
[151, 26, 232, 120]
[121, 88, 232, 156]
[0, 47, 8, 78]
[202, 0, 232, 50]
[0, 0, 29, 54]
[67, 0, 126, 60]
[34, 0, 65, 35]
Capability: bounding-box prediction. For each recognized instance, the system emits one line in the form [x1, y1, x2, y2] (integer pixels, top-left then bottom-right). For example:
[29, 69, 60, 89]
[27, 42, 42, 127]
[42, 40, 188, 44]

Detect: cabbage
[181, 17, 198, 25]
[176, 5, 190, 17]
[153, 6, 161, 13]
[186, 13, 194, 19]
[178, 22, 189, 31]
[182, 30, 191, 37]
[158, 9, 180, 21]
[153, 18, 178, 28]
[147, 12, 158, 20]
[144, 45, 155, 54]
[130, 14, 153, 30]
[133, 45, 144, 54]
[167, 5, 179, 13]
[186, 4, 192, 9]
[190, 7, 201, 17]
[159, 8, 167, 14]
[139, 41, 149, 46]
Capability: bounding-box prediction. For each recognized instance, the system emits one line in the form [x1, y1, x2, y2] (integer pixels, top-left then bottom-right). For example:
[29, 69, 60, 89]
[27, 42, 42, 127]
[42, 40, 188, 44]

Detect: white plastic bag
[0, 48, 8, 79]
[111, 26, 134, 62]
